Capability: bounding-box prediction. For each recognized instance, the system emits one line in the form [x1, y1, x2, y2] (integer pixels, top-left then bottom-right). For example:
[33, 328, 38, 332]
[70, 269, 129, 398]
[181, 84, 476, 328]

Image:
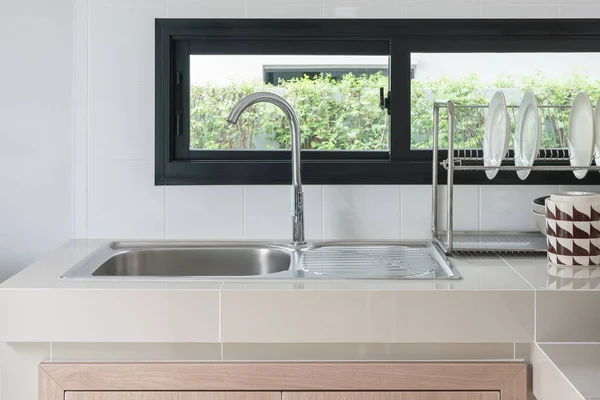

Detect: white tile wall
[324, 1, 403, 18]
[3, 0, 599, 281]
[558, 185, 600, 193]
[437, 185, 481, 232]
[166, 186, 244, 239]
[0, 0, 73, 282]
[74, 0, 89, 239]
[480, 4, 559, 18]
[400, 186, 432, 240]
[88, 161, 165, 238]
[402, 5, 479, 17]
[559, 3, 600, 17]
[244, 185, 323, 239]
[248, 0, 323, 18]
[167, 0, 245, 18]
[89, 81, 156, 161]
[322, 185, 401, 240]
[90, 0, 164, 85]
[479, 185, 557, 231]
[400, 185, 481, 240]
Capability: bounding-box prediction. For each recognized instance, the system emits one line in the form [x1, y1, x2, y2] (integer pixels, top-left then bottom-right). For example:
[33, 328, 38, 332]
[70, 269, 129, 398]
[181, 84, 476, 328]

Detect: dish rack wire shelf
[432, 100, 600, 254]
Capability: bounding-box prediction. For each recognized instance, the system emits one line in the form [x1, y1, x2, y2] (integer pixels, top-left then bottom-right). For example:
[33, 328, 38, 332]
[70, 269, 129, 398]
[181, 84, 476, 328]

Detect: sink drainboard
[301, 243, 459, 279]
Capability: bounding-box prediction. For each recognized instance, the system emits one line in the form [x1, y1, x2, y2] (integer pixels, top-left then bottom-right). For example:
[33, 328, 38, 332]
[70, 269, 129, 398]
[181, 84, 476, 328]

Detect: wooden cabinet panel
[40, 363, 525, 400]
[65, 392, 281, 400]
[282, 392, 499, 400]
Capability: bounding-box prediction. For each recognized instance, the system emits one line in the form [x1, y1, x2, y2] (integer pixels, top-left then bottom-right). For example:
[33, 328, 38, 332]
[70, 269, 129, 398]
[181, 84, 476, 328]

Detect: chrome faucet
[227, 92, 306, 246]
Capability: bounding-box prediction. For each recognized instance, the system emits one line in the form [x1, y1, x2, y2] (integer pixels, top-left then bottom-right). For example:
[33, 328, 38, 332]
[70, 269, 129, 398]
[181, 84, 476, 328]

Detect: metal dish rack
[431, 100, 600, 254]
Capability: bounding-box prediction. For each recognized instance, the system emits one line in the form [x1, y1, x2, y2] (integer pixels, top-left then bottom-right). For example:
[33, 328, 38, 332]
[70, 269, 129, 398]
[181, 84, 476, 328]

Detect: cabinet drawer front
[66, 392, 280, 400]
[282, 392, 499, 400]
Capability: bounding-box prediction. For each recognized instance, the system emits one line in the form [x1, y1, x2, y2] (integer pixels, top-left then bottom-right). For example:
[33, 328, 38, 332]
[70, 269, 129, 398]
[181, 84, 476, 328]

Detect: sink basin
[61, 242, 293, 279]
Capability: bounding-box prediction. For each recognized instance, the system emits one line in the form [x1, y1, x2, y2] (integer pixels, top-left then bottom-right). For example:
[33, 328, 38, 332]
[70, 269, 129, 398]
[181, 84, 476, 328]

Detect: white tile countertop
[0, 240, 597, 345]
[0, 240, 546, 290]
[1, 240, 599, 400]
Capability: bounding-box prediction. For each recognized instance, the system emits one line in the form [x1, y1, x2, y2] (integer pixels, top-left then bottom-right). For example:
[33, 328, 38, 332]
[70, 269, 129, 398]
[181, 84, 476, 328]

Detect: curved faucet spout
[227, 92, 306, 246]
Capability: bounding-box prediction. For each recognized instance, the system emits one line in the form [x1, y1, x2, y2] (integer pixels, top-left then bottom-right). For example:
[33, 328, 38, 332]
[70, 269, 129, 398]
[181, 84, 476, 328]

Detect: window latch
[175, 72, 183, 136]
[380, 87, 391, 115]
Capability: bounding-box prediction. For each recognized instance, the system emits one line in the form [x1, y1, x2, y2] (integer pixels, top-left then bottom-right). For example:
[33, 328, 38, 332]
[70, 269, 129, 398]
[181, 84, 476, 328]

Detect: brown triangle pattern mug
[546, 192, 600, 266]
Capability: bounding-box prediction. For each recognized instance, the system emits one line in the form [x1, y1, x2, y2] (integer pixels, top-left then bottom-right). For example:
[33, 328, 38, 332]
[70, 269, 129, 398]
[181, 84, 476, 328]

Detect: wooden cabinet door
[282, 393, 499, 400]
[65, 393, 281, 400]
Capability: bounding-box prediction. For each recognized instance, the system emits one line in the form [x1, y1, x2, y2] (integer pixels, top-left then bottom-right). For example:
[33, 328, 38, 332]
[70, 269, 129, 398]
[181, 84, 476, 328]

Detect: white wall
[0, 0, 73, 282]
[3, 0, 600, 281]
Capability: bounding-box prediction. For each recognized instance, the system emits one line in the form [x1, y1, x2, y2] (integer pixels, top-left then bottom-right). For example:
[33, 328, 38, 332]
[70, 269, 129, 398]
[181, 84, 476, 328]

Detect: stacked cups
[546, 191, 600, 266]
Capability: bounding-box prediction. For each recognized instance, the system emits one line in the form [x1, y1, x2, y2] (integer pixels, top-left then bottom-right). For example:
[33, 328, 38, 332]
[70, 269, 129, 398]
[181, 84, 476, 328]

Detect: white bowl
[532, 196, 549, 215]
[533, 210, 546, 235]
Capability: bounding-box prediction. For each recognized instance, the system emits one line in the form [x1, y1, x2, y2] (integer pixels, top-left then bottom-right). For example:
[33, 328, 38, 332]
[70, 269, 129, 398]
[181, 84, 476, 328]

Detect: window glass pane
[410, 53, 600, 150]
[190, 55, 389, 151]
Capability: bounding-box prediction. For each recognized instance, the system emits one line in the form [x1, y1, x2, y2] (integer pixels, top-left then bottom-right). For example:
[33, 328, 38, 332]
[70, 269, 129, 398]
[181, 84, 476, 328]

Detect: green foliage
[411, 74, 488, 150]
[190, 71, 600, 151]
[191, 80, 270, 149]
[190, 73, 389, 150]
[411, 72, 600, 150]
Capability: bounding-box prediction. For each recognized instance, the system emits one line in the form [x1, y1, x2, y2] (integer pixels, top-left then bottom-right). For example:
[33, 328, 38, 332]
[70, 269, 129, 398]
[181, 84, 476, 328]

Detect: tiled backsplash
[82, 181, 600, 240]
[2, 0, 600, 280]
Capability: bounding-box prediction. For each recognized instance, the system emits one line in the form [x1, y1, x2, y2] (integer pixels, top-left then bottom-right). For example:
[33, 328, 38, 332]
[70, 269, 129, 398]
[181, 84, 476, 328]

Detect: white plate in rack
[594, 96, 600, 170]
[514, 90, 541, 180]
[568, 92, 595, 179]
[483, 90, 510, 180]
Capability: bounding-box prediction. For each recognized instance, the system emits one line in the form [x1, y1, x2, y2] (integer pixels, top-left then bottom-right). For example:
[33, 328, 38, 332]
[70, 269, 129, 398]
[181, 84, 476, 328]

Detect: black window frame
[156, 18, 600, 185]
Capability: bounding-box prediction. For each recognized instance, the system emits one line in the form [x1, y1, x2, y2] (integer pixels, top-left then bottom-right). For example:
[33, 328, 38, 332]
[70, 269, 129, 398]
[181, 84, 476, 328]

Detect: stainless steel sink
[61, 241, 460, 280]
[61, 242, 294, 279]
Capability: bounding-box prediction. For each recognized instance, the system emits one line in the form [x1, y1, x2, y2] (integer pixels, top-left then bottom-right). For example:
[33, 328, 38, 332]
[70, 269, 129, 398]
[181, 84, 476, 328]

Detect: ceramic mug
[545, 191, 600, 266]
[546, 236, 600, 266]
[545, 199, 600, 222]
[546, 220, 600, 239]
[546, 236, 600, 256]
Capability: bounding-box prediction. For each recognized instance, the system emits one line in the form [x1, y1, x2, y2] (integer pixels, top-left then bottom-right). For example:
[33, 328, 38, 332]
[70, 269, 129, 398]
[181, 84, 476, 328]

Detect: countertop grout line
[497, 254, 537, 341]
[498, 255, 537, 290]
[533, 288, 537, 341]
[218, 281, 224, 343]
